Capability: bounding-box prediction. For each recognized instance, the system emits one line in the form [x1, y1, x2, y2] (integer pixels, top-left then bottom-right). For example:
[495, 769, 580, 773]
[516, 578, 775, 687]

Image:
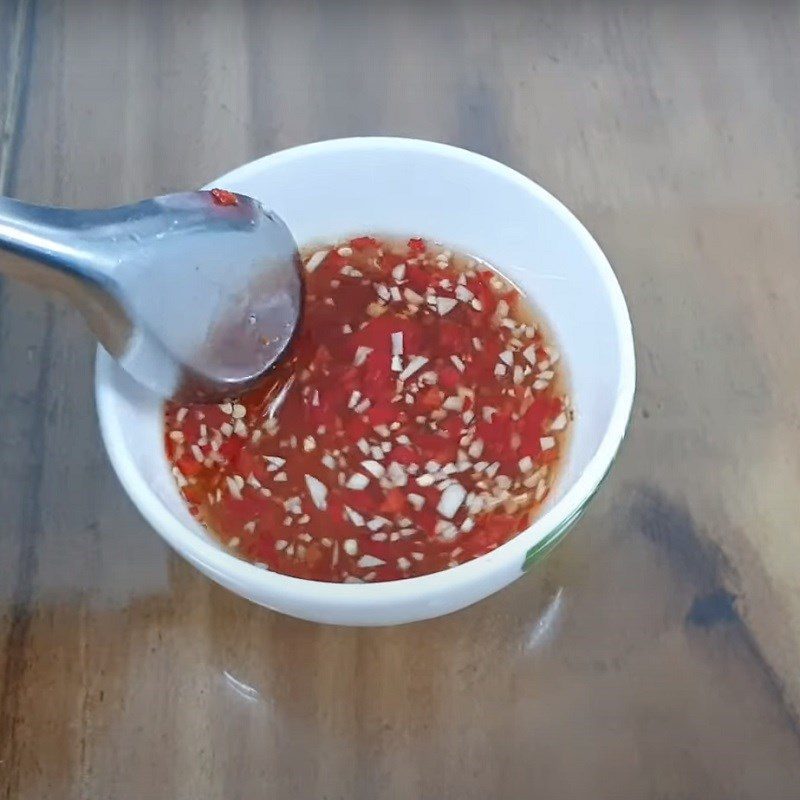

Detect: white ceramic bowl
[96, 138, 635, 626]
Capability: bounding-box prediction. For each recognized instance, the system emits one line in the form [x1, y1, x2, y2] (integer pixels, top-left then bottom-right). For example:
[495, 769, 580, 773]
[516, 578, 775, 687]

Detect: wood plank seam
[0, 0, 34, 193]
[0, 4, 44, 796]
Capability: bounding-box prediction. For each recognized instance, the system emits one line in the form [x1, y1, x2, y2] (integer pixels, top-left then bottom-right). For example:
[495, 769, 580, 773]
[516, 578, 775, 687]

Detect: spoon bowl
[0, 190, 303, 401]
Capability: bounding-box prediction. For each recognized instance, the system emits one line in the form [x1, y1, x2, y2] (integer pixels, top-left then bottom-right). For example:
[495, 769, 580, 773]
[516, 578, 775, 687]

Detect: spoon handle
[0, 197, 132, 355]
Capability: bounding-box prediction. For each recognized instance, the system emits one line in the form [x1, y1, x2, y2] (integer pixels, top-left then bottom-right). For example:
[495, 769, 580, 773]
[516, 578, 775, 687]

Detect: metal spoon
[0, 190, 303, 402]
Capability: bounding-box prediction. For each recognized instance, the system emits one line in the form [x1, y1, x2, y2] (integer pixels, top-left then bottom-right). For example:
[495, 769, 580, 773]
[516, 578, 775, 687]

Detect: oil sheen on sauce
[164, 236, 571, 583]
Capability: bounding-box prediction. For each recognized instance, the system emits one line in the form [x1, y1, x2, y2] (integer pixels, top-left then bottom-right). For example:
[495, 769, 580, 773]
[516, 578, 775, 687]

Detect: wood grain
[2, 1, 800, 798]
[0, 0, 33, 187]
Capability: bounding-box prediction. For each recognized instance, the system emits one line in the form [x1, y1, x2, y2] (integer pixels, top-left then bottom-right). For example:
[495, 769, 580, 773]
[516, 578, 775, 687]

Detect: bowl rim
[96, 136, 636, 607]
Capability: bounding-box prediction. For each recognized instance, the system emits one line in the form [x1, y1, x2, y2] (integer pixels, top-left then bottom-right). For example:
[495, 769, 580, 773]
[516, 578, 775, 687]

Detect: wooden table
[2, 2, 800, 797]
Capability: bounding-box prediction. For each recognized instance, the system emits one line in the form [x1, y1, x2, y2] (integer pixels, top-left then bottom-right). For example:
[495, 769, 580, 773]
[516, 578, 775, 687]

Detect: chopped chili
[209, 188, 238, 206]
[164, 236, 571, 582]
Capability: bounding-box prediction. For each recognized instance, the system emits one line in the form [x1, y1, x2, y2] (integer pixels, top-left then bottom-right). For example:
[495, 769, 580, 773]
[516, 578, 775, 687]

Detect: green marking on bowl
[521, 455, 619, 572]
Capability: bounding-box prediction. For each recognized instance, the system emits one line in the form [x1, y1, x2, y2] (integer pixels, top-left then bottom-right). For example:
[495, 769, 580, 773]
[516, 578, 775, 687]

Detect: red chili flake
[350, 236, 378, 251]
[518, 396, 562, 448]
[478, 415, 513, 460]
[440, 416, 463, 438]
[418, 387, 444, 411]
[235, 448, 268, 483]
[219, 437, 245, 462]
[182, 484, 205, 506]
[367, 402, 397, 426]
[408, 237, 426, 253]
[362, 364, 392, 400]
[405, 264, 430, 293]
[346, 416, 373, 441]
[539, 446, 560, 465]
[416, 431, 458, 463]
[218, 495, 264, 528]
[395, 510, 422, 540]
[438, 365, 462, 392]
[325, 250, 348, 269]
[305, 544, 324, 569]
[389, 445, 417, 465]
[345, 489, 379, 513]
[327, 494, 347, 523]
[380, 488, 406, 515]
[438, 320, 471, 353]
[468, 273, 497, 317]
[210, 188, 238, 206]
[177, 456, 203, 477]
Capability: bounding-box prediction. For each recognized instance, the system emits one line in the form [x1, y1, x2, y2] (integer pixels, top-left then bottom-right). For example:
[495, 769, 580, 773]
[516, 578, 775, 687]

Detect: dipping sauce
[164, 236, 571, 582]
